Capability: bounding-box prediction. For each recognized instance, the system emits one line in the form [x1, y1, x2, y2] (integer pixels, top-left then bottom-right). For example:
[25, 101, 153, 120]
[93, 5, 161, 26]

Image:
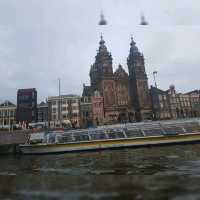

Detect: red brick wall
[91, 96, 104, 125]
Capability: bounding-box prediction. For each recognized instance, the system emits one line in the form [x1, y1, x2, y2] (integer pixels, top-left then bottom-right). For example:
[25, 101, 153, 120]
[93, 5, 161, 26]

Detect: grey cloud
[0, 0, 200, 103]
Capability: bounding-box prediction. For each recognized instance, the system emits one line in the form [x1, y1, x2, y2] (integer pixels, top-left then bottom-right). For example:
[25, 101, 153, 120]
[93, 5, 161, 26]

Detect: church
[81, 35, 152, 126]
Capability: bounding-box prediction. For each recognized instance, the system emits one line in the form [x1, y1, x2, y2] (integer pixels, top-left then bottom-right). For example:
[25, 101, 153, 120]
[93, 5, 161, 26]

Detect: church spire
[98, 34, 109, 53]
[129, 35, 139, 55]
[130, 35, 136, 46]
[99, 33, 105, 45]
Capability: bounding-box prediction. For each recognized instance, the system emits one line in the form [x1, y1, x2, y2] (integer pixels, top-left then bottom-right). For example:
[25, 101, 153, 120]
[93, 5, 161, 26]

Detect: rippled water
[1, 144, 200, 199]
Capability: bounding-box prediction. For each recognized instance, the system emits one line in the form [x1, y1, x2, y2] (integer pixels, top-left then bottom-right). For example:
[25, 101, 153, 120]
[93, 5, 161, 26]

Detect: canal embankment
[0, 131, 30, 154]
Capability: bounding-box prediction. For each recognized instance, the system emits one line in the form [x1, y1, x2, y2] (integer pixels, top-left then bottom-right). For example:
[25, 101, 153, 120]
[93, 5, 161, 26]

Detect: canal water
[1, 144, 200, 200]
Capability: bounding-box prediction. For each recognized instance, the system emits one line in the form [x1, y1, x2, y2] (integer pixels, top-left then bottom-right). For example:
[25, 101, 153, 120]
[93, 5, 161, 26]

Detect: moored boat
[19, 119, 200, 155]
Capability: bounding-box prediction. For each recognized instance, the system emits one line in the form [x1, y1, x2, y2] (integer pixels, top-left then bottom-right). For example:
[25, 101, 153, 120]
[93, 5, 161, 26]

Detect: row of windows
[52, 113, 79, 120]
[0, 110, 15, 117]
[52, 106, 79, 113]
[118, 101, 128, 105]
[159, 102, 169, 108]
[81, 97, 91, 102]
[93, 102, 103, 107]
[82, 111, 91, 117]
[159, 95, 167, 101]
[171, 101, 191, 107]
[51, 99, 79, 105]
[0, 119, 15, 125]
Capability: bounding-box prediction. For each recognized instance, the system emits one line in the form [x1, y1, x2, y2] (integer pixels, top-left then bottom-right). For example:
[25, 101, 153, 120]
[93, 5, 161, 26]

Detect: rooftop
[48, 94, 80, 100]
[0, 100, 16, 107]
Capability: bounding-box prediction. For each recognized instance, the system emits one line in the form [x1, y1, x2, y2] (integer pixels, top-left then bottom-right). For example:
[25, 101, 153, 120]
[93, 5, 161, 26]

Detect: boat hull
[19, 133, 200, 155]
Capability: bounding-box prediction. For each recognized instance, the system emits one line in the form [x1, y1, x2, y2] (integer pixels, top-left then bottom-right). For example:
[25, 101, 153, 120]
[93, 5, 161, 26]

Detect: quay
[0, 131, 29, 154]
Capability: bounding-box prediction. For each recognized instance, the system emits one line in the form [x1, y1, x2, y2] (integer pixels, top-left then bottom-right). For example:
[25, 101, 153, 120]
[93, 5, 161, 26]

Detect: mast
[58, 78, 62, 127]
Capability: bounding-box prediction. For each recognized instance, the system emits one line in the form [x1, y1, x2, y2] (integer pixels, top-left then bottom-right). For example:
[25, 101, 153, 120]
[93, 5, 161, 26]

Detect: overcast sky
[0, 0, 200, 103]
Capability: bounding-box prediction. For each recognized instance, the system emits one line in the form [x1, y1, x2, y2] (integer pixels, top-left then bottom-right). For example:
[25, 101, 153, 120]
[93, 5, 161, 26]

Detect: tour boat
[19, 119, 200, 155]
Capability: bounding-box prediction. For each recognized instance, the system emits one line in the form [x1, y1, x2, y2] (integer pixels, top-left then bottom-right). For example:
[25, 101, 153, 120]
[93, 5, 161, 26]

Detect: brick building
[16, 88, 37, 123]
[127, 37, 152, 121]
[82, 35, 152, 125]
[91, 90, 104, 126]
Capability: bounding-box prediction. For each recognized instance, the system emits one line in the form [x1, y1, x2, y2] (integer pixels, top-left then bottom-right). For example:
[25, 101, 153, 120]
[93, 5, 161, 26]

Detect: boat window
[58, 134, 73, 143]
[79, 131, 89, 135]
[47, 133, 56, 143]
[73, 134, 89, 142]
[89, 130, 104, 135]
[90, 133, 107, 140]
[143, 129, 163, 136]
[163, 127, 184, 135]
[182, 126, 193, 133]
[125, 129, 143, 138]
[184, 125, 200, 133]
[107, 129, 125, 139]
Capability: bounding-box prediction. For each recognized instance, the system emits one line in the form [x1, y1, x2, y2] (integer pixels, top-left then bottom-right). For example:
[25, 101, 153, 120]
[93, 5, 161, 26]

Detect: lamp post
[153, 71, 158, 88]
[8, 109, 10, 132]
[2, 110, 4, 129]
[198, 90, 200, 118]
[58, 78, 62, 127]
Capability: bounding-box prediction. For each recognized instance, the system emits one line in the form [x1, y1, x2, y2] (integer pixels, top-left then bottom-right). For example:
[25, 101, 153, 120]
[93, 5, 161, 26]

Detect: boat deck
[20, 119, 200, 154]
[54, 119, 200, 144]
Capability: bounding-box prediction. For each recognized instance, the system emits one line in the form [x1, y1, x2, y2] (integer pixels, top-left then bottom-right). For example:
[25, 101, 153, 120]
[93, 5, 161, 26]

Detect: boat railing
[51, 119, 200, 144]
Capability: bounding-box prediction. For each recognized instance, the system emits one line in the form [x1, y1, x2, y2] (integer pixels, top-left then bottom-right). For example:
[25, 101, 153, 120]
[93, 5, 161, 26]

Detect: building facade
[167, 85, 191, 119]
[187, 90, 200, 117]
[150, 86, 171, 120]
[127, 37, 152, 121]
[88, 35, 138, 124]
[91, 90, 104, 126]
[37, 101, 48, 123]
[83, 35, 152, 124]
[0, 101, 16, 129]
[16, 88, 37, 123]
[150, 85, 200, 120]
[48, 95, 81, 128]
[80, 84, 93, 128]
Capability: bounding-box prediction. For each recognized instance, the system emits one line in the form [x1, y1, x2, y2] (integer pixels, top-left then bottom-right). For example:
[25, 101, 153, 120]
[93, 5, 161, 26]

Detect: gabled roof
[0, 100, 16, 107]
[185, 90, 200, 95]
[38, 101, 48, 107]
[82, 84, 92, 97]
[114, 64, 128, 78]
[39, 101, 46, 106]
[150, 86, 167, 95]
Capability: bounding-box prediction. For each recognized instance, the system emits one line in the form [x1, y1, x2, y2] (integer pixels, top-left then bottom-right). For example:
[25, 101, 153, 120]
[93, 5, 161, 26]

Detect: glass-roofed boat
[19, 119, 200, 154]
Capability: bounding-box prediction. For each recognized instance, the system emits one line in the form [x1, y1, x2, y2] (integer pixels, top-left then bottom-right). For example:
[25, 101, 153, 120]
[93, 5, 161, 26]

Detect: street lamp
[153, 71, 158, 88]
[58, 78, 62, 127]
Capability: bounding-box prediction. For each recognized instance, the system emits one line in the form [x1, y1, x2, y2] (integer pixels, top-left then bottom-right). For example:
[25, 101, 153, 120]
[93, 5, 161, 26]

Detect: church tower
[90, 35, 113, 91]
[127, 36, 152, 121]
[90, 35, 117, 122]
